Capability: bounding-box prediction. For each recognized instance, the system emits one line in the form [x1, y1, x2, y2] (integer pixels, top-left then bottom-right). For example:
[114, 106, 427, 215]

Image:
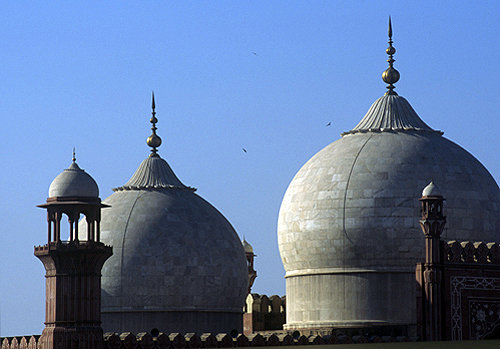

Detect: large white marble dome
[277, 52, 500, 331]
[80, 105, 248, 334]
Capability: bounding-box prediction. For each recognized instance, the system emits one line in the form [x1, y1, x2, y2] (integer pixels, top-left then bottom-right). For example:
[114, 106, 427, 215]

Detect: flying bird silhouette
[252, 52, 257, 56]
[242, 148, 247, 153]
[326, 122, 331, 127]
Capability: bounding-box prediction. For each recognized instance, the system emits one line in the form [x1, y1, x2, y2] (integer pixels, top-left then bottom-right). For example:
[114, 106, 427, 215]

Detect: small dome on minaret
[48, 149, 99, 198]
[422, 181, 442, 197]
[242, 239, 254, 254]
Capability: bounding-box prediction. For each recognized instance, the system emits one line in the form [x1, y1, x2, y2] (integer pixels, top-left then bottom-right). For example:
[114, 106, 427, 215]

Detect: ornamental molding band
[0, 331, 418, 348]
[416, 186, 500, 341]
[450, 276, 500, 340]
[416, 240, 500, 340]
[417, 242, 500, 341]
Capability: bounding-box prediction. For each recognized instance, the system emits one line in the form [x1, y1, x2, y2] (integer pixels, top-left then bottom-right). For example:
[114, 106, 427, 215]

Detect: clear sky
[0, 1, 499, 337]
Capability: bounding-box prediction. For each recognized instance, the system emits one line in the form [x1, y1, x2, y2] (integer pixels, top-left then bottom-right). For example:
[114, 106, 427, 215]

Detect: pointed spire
[146, 91, 162, 157]
[68, 147, 82, 170]
[382, 16, 400, 95]
[388, 16, 392, 38]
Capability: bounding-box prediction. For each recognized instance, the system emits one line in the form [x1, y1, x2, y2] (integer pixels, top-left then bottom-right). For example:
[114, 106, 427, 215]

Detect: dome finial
[146, 91, 162, 157]
[382, 16, 400, 95]
[388, 15, 393, 38]
[72, 147, 76, 163]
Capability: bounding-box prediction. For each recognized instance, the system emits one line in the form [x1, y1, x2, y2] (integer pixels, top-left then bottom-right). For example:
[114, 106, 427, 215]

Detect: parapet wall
[0, 332, 415, 348]
[441, 241, 499, 264]
[244, 294, 286, 314]
[243, 294, 286, 334]
[416, 240, 500, 340]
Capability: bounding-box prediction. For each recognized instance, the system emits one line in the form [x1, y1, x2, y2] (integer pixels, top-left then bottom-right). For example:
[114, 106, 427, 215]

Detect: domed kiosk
[82, 95, 248, 334]
[277, 21, 500, 334]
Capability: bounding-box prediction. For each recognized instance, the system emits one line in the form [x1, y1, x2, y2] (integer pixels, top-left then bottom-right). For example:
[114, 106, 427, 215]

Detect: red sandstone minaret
[34, 153, 112, 349]
[418, 181, 446, 341]
[242, 239, 257, 294]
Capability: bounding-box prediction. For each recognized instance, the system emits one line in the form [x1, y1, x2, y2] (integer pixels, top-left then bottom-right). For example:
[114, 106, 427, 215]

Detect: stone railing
[1, 335, 39, 349]
[442, 241, 499, 264]
[245, 294, 286, 314]
[244, 294, 286, 333]
[0, 332, 414, 348]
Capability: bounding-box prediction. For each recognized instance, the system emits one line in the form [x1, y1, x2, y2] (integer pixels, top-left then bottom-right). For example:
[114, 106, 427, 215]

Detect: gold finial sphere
[382, 67, 400, 84]
[382, 16, 399, 94]
[147, 134, 162, 148]
[147, 92, 162, 155]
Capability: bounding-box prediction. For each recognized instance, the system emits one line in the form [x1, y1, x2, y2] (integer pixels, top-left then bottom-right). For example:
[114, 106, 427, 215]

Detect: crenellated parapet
[416, 183, 500, 341]
[442, 241, 499, 265]
[243, 294, 286, 334]
[244, 293, 286, 314]
[0, 332, 415, 348]
[417, 238, 500, 340]
[1, 335, 39, 349]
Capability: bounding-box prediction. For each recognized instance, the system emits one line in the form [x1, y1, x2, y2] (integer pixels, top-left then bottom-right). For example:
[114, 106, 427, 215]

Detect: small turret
[418, 181, 446, 341]
[419, 181, 446, 241]
[242, 239, 257, 294]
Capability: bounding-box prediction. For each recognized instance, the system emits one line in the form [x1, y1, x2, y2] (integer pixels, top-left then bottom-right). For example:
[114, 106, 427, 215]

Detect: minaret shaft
[35, 242, 112, 349]
[418, 186, 446, 341]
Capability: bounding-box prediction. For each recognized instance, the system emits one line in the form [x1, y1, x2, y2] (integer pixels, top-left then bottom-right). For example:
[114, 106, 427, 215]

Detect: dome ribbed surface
[113, 155, 195, 191]
[343, 94, 442, 135]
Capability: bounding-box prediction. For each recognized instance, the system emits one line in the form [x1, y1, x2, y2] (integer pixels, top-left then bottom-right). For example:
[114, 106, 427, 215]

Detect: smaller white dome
[242, 239, 254, 254]
[422, 181, 442, 197]
[48, 161, 99, 198]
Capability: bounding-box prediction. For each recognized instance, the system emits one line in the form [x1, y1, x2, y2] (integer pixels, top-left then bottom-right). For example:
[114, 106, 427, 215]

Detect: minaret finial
[382, 16, 400, 95]
[388, 16, 392, 38]
[72, 147, 76, 163]
[146, 91, 162, 157]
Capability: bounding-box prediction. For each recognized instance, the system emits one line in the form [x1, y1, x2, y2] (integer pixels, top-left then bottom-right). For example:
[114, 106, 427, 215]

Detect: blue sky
[1, 1, 499, 337]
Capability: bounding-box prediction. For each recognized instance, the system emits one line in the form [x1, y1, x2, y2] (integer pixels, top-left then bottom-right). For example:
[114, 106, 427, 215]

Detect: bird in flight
[242, 148, 247, 153]
[252, 52, 257, 56]
[326, 122, 331, 127]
